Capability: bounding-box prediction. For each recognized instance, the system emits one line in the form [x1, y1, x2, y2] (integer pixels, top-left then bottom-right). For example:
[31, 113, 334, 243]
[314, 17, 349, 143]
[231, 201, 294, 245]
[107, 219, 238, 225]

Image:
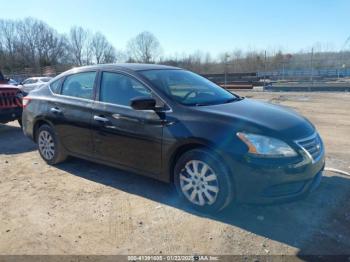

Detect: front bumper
[0, 107, 22, 124]
[224, 151, 325, 204]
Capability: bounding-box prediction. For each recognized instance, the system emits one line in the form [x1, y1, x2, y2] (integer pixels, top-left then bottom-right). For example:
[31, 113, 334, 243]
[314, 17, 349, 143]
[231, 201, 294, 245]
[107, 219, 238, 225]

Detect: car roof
[65, 63, 181, 74]
[26, 77, 40, 80]
[25, 77, 52, 80]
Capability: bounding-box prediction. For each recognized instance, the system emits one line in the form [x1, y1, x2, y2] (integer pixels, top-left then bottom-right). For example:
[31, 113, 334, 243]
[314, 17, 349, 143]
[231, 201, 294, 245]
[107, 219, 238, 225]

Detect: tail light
[22, 97, 32, 108]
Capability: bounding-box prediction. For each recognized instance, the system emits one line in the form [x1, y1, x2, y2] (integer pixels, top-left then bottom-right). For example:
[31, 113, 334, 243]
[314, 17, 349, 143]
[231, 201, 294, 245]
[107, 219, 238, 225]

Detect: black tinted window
[50, 78, 63, 94]
[61, 72, 96, 99]
[100, 72, 151, 106]
[139, 70, 236, 106]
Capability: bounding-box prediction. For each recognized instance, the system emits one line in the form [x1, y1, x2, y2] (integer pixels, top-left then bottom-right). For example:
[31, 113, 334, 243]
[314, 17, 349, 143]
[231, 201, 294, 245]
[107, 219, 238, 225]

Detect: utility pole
[224, 53, 230, 87]
[310, 47, 314, 85]
[264, 50, 267, 90]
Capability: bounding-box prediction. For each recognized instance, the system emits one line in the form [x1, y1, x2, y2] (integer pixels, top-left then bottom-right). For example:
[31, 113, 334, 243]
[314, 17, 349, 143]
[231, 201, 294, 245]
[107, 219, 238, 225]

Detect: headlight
[237, 132, 297, 157]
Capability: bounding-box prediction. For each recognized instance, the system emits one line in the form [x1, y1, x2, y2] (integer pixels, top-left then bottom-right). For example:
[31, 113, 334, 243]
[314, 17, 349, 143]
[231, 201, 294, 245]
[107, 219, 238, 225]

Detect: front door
[91, 71, 164, 176]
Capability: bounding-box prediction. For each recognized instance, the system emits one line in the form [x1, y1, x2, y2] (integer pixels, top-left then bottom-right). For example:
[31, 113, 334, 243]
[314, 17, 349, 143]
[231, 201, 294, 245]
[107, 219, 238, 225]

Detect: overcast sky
[1, 0, 349, 56]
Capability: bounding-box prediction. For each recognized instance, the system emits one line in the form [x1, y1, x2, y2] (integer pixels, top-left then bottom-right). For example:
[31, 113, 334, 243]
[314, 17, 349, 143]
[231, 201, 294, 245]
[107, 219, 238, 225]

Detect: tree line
[0, 17, 162, 73]
[1, 17, 349, 75]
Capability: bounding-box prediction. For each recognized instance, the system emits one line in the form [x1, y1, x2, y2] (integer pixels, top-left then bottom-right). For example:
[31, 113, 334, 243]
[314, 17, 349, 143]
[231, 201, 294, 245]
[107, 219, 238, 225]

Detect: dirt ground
[0, 91, 349, 256]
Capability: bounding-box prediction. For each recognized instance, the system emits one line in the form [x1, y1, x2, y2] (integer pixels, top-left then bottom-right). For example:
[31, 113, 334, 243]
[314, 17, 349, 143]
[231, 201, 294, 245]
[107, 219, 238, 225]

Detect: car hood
[0, 84, 20, 91]
[196, 98, 315, 140]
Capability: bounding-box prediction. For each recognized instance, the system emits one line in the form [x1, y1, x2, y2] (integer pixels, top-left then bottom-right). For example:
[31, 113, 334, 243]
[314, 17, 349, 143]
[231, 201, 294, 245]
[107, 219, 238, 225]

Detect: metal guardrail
[258, 69, 350, 78]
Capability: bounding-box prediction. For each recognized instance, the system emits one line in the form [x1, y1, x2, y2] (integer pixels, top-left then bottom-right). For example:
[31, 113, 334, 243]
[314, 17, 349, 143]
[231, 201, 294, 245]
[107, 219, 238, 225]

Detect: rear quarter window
[61, 72, 96, 99]
[50, 78, 63, 94]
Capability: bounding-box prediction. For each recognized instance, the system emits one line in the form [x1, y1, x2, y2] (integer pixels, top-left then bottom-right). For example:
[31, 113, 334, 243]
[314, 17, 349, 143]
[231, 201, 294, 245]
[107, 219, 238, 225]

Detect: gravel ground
[0, 91, 349, 256]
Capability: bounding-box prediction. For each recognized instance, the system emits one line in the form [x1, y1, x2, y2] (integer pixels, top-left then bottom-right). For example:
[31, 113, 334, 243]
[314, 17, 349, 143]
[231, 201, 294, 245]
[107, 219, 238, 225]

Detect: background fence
[3, 50, 350, 90]
[3, 65, 72, 82]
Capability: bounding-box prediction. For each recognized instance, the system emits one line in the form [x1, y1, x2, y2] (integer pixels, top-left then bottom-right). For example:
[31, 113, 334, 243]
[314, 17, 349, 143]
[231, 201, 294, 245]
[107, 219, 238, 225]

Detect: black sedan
[22, 64, 325, 212]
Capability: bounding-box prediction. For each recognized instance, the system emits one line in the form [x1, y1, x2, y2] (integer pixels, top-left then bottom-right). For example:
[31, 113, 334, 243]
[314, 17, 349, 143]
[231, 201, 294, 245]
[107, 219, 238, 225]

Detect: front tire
[174, 148, 234, 213]
[36, 124, 67, 165]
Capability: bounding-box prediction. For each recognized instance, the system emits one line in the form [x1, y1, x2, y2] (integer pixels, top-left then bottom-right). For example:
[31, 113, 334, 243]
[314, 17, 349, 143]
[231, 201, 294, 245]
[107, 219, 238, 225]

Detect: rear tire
[36, 124, 67, 165]
[174, 148, 234, 213]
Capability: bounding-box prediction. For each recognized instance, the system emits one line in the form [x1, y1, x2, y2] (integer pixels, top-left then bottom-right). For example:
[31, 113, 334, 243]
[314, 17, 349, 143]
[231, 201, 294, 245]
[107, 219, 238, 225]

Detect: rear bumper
[22, 109, 35, 140]
[0, 107, 22, 123]
[225, 152, 325, 204]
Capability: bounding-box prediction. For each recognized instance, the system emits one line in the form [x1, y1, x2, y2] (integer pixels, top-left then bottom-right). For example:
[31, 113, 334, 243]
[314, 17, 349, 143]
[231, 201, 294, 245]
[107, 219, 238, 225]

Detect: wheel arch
[33, 119, 54, 143]
[170, 140, 237, 211]
[168, 139, 226, 184]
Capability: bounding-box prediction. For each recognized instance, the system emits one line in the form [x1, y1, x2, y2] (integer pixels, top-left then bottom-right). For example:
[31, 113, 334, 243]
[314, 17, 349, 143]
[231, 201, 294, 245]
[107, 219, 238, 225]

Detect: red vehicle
[0, 71, 23, 125]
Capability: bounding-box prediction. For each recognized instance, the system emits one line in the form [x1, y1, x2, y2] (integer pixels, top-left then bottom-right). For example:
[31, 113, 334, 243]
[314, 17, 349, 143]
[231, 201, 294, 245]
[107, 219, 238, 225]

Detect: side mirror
[130, 97, 157, 111]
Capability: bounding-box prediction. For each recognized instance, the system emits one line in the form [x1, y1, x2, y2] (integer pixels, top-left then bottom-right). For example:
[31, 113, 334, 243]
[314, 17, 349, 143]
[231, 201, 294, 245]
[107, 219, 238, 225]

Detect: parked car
[8, 79, 19, 86]
[20, 77, 52, 94]
[22, 64, 325, 212]
[0, 84, 23, 125]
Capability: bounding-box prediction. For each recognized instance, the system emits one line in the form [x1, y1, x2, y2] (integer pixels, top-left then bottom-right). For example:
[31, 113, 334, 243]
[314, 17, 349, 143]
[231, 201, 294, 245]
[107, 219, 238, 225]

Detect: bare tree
[114, 49, 127, 62]
[127, 31, 161, 63]
[91, 32, 109, 64]
[0, 18, 120, 72]
[102, 44, 117, 63]
[68, 26, 93, 66]
[0, 19, 18, 71]
[29, 19, 69, 66]
[0, 18, 70, 71]
[16, 18, 42, 68]
[91, 32, 117, 64]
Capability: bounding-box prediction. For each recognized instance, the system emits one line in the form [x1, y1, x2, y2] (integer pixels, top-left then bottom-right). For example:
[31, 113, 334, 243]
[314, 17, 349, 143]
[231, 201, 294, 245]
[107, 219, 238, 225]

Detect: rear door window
[61, 72, 96, 100]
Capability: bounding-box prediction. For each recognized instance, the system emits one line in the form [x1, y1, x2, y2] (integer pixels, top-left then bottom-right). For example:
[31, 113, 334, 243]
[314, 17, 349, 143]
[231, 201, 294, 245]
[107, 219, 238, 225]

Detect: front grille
[296, 133, 323, 161]
[0, 90, 21, 109]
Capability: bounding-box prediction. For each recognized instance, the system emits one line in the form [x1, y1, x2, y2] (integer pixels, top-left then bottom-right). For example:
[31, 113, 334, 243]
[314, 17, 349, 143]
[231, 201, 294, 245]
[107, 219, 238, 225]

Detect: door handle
[50, 107, 62, 114]
[94, 115, 117, 129]
[112, 113, 139, 123]
[93, 115, 109, 123]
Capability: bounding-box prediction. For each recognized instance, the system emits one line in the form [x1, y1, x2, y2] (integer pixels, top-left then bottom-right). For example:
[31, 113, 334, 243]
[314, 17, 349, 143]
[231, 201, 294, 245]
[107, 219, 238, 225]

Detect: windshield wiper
[223, 96, 244, 104]
[189, 96, 243, 106]
[224, 98, 237, 103]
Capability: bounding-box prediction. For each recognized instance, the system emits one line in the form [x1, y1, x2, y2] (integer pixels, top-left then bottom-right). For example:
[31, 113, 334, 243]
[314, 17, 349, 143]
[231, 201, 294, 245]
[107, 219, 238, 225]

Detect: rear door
[91, 71, 164, 176]
[47, 71, 97, 157]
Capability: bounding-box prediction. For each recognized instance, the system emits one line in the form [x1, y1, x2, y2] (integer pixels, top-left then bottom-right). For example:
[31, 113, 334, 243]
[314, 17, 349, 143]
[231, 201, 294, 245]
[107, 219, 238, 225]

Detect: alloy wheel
[179, 160, 219, 206]
[38, 130, 55, 160]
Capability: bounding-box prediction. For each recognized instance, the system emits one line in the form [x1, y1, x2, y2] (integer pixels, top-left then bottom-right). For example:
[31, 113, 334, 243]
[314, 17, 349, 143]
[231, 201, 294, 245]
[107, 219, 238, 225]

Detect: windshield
[139, 69, 238, 106]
